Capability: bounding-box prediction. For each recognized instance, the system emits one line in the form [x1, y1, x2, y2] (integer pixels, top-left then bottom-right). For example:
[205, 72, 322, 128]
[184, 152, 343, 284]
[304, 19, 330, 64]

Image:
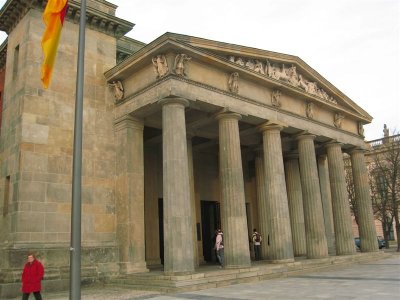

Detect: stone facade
[0, 0, 379, 298]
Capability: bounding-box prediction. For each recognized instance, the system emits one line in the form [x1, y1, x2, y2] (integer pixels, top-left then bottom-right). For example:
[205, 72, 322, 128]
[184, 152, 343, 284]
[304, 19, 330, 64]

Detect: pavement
[14, 248, 400, 300]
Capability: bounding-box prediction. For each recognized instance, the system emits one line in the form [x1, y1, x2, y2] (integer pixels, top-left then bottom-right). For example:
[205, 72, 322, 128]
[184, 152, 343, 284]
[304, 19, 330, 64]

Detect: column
[187, 134, 200, 266]
[216, 112, 251, 268]
[115, 115, 148, 274]
[326, 142, 356, 255]
[317, 155, 336, 255]
[160, 97, 195, 274]
[284, 155, 307, 257]
[297, 134, 328, 259]
[259, 122, 294, 262]
[350, 149, 378, 252]
[254, 149, 269, 259]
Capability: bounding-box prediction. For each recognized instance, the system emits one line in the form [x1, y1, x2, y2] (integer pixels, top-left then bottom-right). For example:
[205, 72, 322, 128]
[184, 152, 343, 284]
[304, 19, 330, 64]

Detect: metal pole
[70, 0, 86, 299]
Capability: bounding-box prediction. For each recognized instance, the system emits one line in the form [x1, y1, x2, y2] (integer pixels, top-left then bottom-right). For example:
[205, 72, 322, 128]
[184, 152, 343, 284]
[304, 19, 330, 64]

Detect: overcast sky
[1, 0, 399, 140]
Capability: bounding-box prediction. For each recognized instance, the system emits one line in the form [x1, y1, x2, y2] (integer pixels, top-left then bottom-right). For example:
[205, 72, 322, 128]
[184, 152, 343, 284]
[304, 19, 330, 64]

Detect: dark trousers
[254, 244, 261, 260]
[22, 292, 42, 300]
[216, 248, 224, 266]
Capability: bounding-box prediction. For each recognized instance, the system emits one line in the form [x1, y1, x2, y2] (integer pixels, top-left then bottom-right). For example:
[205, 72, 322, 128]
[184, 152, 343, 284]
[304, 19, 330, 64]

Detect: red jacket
[21, 259, 44, 293]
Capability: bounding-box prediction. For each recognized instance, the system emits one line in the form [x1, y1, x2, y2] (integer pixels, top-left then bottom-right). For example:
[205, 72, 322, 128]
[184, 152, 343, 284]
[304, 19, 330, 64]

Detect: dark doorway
[158, 198, 164, 265]
[201, 201, 221, 262]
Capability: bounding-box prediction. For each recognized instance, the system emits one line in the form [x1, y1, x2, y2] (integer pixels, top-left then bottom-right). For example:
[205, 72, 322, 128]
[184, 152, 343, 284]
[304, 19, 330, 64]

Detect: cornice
[0, 0, 133, 38]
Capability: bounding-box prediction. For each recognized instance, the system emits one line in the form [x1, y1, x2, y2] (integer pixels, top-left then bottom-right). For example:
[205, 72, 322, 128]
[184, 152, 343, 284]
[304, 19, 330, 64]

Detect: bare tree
[369, 133, 400, 251]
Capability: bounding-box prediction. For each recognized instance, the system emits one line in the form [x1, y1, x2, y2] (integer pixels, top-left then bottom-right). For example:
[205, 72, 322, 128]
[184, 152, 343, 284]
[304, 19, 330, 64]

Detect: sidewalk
[13, 249, 400, 300]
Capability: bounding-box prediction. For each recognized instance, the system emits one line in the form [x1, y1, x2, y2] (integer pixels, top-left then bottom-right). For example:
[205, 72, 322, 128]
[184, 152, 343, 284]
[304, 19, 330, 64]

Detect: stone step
[108, 252, 388, 294]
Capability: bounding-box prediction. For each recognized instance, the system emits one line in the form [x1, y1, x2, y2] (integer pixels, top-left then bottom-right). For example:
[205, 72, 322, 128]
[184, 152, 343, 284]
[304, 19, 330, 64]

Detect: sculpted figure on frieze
[271, 90, 282, 107]
[174, 53, 191, 77]
[306, 102, 314, 119]
[152, 54, 169, 78]
[228, 72, 240, 94]
[287, 65, 299, 87]
[334, 113, 344, 128]
[235, 57, 245, 66]
[254, 60, 265, 74]
[108, 80, 124, 102]
[358, 122, 365, 137]
[245, 59, 255, 70]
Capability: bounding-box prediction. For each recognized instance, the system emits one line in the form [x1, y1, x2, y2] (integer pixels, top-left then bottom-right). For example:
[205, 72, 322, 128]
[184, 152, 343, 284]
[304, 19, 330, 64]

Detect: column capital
[348, 147, 368, 155]
[114, 115, 144, 132]
[284, 151, 299, 160]
[215, 111, 242, 121]
[158, 96, 189, 107]
[295, 132, 316, 141]
[258, 121, 286, 132]
[324, 140, 343, 149]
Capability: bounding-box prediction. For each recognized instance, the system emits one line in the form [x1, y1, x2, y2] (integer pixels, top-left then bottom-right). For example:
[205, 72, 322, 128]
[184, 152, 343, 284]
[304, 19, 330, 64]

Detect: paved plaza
[12, 250, 399, 300]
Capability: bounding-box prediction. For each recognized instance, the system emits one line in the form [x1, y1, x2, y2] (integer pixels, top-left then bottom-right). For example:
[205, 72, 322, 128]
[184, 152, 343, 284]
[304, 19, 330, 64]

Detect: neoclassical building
[0, 0, 379, 297]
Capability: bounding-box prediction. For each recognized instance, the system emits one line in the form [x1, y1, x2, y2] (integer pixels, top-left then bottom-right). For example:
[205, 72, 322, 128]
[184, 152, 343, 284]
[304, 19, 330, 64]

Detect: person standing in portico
[252, 229, 262, 260]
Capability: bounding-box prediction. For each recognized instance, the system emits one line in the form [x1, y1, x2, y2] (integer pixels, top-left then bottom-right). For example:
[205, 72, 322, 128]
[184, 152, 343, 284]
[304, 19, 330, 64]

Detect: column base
[225, 263, 251, 269]
[119, 262, 149, 274]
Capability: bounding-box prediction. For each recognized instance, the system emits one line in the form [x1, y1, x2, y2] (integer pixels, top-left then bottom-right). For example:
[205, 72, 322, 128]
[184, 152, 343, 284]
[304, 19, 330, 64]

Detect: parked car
[354, 236, 385, 249]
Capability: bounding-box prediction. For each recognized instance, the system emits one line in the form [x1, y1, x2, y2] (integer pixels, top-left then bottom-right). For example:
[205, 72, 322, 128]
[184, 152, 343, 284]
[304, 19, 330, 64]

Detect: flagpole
[70, 0, 86, 299]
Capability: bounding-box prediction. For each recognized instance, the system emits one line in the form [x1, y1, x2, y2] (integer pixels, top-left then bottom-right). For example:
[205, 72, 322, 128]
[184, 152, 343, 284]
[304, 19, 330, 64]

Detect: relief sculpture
[108, 80, 124, 102]
[152, 54, 169, 78]
[306, 102, 314, 119]
[271, 90, 282, 107]
[228, 72, 239, 94]
[228, 55, 338, 105]
[174, 53, 191, 77]
[334, 113, 344, 128]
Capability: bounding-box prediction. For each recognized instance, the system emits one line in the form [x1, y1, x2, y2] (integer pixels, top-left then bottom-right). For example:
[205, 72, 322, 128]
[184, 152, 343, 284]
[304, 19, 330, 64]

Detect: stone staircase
[109, 251, 387, 293]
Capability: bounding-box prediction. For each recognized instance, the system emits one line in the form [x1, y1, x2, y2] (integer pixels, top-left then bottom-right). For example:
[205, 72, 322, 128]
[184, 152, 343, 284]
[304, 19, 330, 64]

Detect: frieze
[227, 55, 338, 105]
[358, 122, 364, 137]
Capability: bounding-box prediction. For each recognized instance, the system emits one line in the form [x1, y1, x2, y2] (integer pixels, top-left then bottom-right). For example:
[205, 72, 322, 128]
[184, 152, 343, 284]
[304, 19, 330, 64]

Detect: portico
[105, 33, 378, 274]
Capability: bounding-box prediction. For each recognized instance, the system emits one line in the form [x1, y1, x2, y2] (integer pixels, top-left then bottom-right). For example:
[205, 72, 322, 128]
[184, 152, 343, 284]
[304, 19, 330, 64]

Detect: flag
[41, 0, 68, 89]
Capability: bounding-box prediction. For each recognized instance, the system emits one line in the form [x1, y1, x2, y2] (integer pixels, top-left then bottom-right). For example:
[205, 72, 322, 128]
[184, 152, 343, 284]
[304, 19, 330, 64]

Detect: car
[354, 236, 385, 249]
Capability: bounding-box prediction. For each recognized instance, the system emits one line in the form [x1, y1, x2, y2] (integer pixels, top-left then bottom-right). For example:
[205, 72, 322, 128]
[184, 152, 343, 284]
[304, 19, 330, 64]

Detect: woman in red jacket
[21, 253, 44, 300]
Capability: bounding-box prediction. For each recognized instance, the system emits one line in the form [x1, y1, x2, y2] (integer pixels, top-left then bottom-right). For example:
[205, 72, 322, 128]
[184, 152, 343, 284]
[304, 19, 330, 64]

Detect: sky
[0, 0, 399, 141]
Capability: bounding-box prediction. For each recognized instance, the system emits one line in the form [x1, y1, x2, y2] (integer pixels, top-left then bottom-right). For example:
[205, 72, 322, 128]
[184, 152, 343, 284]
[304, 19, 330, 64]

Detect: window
[13, 45, 19, 79]
[3, 176, 10, 216]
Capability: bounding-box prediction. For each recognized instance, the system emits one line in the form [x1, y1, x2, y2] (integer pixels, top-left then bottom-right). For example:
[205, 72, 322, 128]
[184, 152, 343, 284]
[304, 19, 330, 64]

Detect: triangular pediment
[167, 34, 371, 122]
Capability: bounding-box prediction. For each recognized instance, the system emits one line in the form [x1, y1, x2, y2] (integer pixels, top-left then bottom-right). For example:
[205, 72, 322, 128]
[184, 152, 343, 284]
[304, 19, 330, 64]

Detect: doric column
[350, 149, 378, 252]
[187, 134, 200, 266]
[216, 112, 251, 268]
[317, 155, 336, 255]
[255, 148, 269, 259]
[296, 134, 328, 259]
[115, 115, 148, 274]
[284, 154, 307, 257]
[326, 142, 356, 255]
[259, 122, 294, 262]
[160, 97, 195, 274]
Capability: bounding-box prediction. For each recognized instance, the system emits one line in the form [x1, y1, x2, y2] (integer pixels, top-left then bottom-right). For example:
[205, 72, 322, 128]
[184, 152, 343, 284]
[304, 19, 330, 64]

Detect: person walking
[252, 229, 262, 261]
[21, 253, 44, 300]
[215, 229, 224, 268]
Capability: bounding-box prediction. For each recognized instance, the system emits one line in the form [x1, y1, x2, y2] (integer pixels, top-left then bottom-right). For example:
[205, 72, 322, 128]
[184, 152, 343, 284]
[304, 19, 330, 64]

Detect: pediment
[166, 33, 371, 123]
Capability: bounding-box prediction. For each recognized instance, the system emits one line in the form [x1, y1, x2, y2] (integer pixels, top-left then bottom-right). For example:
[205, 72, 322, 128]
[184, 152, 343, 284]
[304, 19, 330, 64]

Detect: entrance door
[201, 201, 220, 262]
[158, 198, 164, 265]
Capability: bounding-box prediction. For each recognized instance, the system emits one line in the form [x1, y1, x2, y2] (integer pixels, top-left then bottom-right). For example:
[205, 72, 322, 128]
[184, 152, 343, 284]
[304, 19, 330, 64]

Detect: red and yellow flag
[41, 0, 68, 89]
